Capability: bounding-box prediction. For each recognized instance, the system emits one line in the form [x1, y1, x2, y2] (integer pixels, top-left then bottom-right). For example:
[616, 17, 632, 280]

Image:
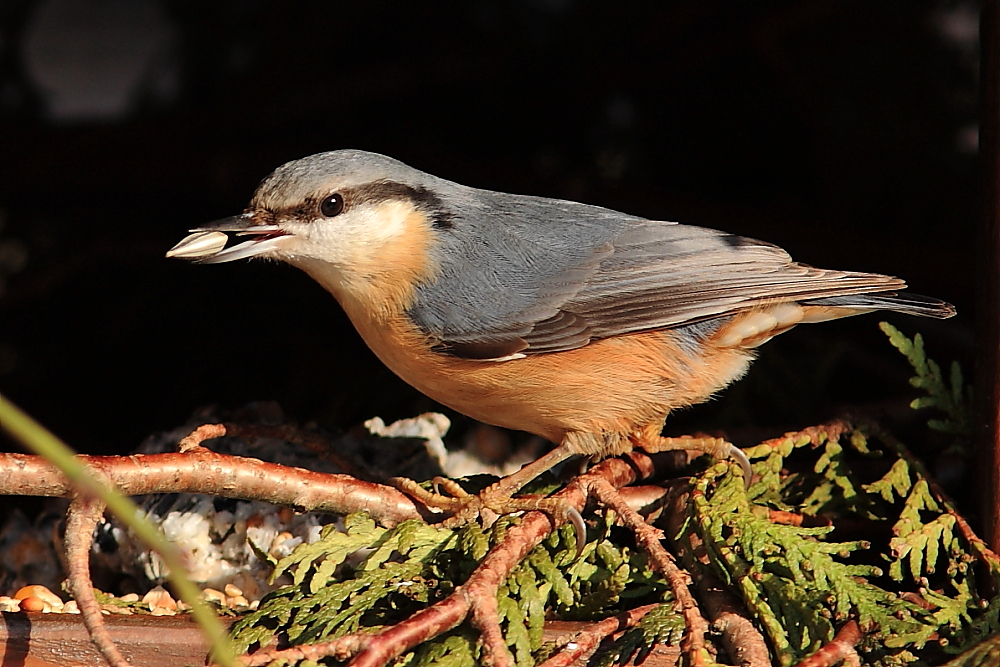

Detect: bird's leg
[391, 442, 586, 544]
[475, 443, 578, 500]
[630, 423, 753, 488]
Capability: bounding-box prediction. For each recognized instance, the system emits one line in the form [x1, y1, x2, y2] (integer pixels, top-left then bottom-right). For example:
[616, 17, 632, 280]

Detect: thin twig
[586, 478, 713, 666]
[768, 509, 832, 528]
[179, 422, 368, 478]
[1, 397, 237, 667]
[790, 620, 862, 667]
[65, 494, 131, 667]
[665, 484, 771, 667]
[536, 603, 659, 667]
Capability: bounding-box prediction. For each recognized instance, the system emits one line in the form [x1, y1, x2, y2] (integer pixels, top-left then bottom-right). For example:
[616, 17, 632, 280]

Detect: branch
[0, 449, 425, 527]
[65, 494, 132, 667]
[178, 422, 368, 479]
[790, 620, 862, 667]
[536, 603, 659, 667]
[662, 483, 771, 667]
[585, 478, 713, 666]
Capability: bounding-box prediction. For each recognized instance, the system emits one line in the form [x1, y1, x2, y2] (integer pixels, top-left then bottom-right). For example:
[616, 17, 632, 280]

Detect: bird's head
[167, 150, 454, 317]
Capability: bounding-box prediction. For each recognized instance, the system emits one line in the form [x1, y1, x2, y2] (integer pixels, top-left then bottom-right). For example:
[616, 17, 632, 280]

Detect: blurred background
[0, 1, 980, 465]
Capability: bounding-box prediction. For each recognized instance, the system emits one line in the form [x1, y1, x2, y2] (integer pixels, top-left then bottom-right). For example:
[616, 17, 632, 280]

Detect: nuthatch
[168, 150, 955, 529]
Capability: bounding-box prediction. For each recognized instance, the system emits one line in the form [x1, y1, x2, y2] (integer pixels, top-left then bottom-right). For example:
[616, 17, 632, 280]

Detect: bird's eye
[320, 193, 345, 217]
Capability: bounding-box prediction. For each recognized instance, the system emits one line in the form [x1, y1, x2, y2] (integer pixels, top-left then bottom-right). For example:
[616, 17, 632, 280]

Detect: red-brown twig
[665, 484, 771, 667]
[0, 449, 425, 526]
[536, 603, 659, 667]
[586, 478, 712, 666]
[619, 484, 672, 522]
[178, 423, 367, 478]
[790, 620, 862, 667]
[65, 493, 132, 667]
[768, 509, 832, 528]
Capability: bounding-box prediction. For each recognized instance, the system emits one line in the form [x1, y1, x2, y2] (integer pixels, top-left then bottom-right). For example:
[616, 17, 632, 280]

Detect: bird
[167, 149, 955, 532]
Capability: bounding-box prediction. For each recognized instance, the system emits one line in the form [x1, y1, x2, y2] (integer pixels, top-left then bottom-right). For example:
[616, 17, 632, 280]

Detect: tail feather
[801, 291, 955, 319]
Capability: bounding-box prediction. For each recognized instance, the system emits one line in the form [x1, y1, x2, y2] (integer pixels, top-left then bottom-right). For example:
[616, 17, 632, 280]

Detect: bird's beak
[166, 213, 290, 263]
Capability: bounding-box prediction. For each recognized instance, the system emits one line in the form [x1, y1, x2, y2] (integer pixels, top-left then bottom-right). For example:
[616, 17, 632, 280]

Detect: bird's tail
[801, 291, 956, 319]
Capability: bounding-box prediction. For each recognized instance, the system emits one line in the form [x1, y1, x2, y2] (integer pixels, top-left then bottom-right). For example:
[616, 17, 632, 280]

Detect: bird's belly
[346, 311, 754, 443]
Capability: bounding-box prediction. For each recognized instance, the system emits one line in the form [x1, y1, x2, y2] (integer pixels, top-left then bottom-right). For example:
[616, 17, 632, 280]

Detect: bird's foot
[631, 430, 753, 489]
[391, 475, 587, 554]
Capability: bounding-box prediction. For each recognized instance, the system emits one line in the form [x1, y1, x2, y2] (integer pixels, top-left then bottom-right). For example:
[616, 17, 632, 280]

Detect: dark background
[0, 1, 979, 459]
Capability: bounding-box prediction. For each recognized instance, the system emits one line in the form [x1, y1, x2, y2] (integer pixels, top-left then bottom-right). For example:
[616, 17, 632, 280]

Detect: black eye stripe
[320, 193, 345, 217]
[344, 181, 454, 230]
[306, 183, 453, 229]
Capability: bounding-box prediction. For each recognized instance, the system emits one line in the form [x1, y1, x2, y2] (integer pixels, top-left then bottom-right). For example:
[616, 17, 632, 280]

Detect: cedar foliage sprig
[231, 509, 675, 666]
[687, 427, 936, 667]
[879, 322, 971, 437]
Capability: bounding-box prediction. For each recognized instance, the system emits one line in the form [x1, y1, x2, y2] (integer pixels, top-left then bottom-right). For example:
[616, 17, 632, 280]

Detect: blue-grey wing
[405, 190, 911, 360]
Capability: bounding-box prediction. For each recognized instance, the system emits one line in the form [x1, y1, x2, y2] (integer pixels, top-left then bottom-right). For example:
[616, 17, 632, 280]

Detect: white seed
[166, 231, 229, 259]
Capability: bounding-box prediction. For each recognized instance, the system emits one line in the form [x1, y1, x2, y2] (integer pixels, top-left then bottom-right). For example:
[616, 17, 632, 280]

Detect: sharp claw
[567, 506, 587, 558]
[726, 443, 754, 490]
